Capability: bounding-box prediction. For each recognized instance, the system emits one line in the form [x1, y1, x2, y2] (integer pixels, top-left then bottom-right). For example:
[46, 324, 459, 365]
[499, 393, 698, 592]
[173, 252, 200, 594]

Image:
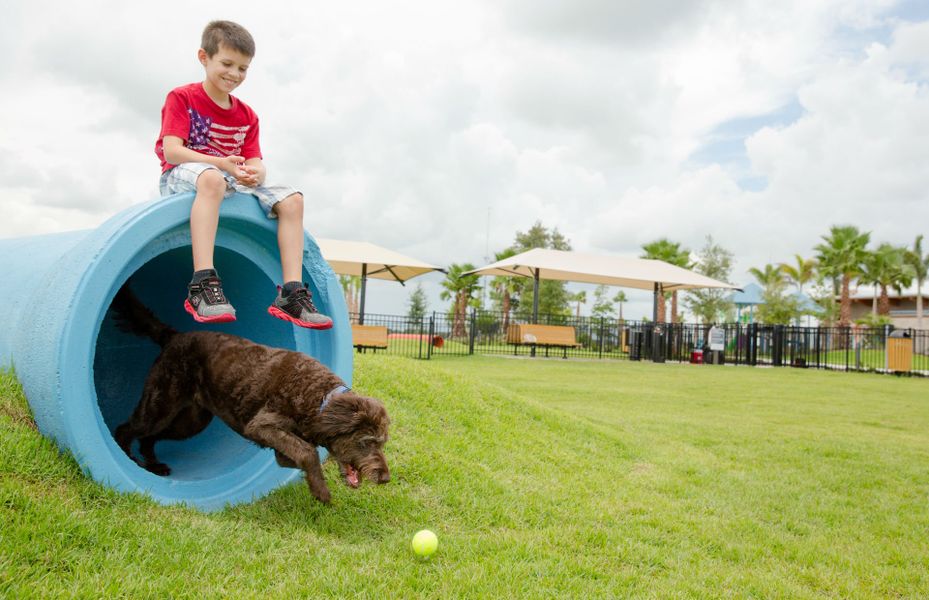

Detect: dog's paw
[307, 479, 331, 504]
[144, 462, 171, 476]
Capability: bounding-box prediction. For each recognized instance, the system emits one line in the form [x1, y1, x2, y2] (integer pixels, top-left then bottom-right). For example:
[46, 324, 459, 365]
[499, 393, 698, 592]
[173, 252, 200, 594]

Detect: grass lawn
[2, 356, 928, 597]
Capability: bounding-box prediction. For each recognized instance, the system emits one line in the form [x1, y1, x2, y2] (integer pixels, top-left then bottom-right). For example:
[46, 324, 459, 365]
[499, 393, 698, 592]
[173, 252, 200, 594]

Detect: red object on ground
[690, 350, 704, 364]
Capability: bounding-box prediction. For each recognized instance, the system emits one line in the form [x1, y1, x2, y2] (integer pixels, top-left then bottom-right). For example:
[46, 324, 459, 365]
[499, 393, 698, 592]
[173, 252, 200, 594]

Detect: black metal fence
[349, 311, 929, 376]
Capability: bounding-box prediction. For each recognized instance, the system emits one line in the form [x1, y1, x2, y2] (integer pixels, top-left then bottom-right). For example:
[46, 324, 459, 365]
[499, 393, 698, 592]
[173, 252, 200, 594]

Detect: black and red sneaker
[268, 285, 333, 329]
[184, 276, 236, 323]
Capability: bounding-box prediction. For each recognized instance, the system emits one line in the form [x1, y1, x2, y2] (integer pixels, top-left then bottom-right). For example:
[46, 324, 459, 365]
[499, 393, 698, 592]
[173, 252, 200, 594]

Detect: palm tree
[814, 225, 871, 327]
[905, 235, 929, 329]
[338, 275, 361, 319]
[779, 255, 816, 295]
[570, 290, 587, 319]
[488, 248, 519, 331]
[864, 243, 913, 316]
[613, 290, 628, 322]
[748, 263, 785, 291]
[641, 239, 691, 323]
[440, 263, 480, 339]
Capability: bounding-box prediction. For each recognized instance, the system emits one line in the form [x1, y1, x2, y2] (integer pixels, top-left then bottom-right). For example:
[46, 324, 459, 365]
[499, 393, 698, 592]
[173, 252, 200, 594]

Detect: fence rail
[348, 311, 929, 377]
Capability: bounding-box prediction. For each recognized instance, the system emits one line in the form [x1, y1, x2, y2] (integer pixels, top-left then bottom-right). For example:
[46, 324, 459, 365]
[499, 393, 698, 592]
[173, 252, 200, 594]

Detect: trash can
[629, 330, 643, 361]
[887, 329, 913, 373]
[651, 326, 666, 363]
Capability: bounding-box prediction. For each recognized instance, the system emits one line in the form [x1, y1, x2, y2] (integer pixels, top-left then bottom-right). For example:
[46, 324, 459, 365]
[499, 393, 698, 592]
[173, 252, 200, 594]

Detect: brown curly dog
[111, 284, 390, 504]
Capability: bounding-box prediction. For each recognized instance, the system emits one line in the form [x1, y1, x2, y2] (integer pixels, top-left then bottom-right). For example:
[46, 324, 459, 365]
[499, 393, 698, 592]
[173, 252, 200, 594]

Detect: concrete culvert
[0, 193, 352, 511]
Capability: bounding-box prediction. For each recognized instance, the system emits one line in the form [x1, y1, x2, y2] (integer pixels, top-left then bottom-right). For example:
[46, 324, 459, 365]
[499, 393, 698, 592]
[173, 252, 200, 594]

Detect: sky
[2, 0, 928, 319]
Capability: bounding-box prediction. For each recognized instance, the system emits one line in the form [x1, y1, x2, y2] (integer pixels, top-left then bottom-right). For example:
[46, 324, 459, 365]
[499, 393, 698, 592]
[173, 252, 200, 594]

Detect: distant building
[849, 286, 929, 330]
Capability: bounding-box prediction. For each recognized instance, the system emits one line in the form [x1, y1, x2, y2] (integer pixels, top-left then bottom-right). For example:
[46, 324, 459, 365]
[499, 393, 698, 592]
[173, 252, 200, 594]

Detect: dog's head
[318, 391, 390, 488]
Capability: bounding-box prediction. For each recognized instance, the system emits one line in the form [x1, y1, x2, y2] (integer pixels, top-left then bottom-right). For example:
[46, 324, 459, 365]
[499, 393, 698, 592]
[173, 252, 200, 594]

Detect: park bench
[352, 324, 389, 353]
[506, 323, 581, 359]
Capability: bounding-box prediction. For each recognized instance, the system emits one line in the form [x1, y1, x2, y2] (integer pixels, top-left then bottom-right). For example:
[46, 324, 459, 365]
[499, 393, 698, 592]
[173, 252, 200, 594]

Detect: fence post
[427, 314, 435, 360]
[417, 315, 424, 360]
[469, 311, 477, 355]
[598, 317, 604, 359]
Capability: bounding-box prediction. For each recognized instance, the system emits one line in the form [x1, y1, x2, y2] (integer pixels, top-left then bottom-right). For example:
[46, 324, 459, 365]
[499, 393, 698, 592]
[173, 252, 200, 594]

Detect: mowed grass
[2, 356, 928, 598]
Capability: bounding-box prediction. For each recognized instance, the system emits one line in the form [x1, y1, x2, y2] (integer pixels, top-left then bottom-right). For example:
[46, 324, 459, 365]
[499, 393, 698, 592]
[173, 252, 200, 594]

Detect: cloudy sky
[2, 0, 928, 318]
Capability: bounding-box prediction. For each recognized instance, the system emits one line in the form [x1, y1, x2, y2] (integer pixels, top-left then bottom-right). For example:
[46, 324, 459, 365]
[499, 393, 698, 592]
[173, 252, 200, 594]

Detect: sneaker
[268, 285, 333, 330]
[184, 276, 236, 323]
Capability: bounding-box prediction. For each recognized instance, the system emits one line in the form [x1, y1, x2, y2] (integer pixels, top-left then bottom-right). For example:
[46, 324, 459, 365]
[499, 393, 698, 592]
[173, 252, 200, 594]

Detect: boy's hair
[201, 20, 255, 58]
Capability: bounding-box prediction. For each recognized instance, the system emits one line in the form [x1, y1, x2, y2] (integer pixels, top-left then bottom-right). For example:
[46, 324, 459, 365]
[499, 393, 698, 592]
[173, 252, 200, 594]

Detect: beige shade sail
[465, 248, 737, 292]
[316, 238, 441, 323]
[316, 238, 441, 282]
[467, 247, 738, 323]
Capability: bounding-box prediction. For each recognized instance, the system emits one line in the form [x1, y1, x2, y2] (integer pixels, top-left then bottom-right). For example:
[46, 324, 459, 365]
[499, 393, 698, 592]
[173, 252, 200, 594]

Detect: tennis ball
[411, 529, 438, 557]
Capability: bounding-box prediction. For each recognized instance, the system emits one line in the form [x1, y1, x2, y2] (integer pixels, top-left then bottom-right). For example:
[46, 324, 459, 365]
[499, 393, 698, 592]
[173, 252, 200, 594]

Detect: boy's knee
[276, 193, 304, 217]
[196, 169, 227, 197]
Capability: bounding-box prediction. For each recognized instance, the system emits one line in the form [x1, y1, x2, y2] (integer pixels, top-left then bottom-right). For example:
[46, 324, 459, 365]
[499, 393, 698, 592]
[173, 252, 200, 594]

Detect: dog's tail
[111, 283, 177, 347]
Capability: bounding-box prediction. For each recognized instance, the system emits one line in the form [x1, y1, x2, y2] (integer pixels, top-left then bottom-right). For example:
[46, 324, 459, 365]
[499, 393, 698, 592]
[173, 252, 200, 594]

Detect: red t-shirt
[155, 82, 262, 173]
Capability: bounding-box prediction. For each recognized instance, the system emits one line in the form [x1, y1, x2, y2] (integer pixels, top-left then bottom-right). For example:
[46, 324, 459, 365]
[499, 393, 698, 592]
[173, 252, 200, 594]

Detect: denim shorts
[159, 162, 300, 219]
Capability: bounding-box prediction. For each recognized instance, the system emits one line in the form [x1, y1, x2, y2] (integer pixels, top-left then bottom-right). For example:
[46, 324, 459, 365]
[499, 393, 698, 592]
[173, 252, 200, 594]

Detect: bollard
[0, 192, 352, 511]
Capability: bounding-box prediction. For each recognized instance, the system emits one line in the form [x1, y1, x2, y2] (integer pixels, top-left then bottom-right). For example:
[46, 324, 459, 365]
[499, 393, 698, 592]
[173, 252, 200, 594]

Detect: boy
[155, 20, 332, 330]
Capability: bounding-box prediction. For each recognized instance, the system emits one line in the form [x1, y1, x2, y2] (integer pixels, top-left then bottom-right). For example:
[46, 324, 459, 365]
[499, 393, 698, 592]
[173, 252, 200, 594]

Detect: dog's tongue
[344, 464, 359, 488]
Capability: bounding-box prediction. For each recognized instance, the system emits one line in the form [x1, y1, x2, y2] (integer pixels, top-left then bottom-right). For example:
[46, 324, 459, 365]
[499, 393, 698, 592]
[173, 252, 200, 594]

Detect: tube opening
[94, 246, 297, 481]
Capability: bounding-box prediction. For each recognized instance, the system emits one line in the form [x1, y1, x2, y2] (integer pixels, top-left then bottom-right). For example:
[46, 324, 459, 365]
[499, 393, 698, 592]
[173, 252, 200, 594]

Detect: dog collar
[319, 384, 350, 413]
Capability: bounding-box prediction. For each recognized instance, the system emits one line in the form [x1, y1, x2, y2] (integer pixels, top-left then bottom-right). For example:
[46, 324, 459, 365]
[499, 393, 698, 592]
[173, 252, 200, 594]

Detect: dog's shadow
[221, 462, 420, 539]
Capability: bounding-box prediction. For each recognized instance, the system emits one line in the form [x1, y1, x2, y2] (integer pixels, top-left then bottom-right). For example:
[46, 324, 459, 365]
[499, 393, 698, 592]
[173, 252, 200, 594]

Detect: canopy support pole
[532, 268, 540, 324]
[359, 262, 368, 325]
[653, 282, 660, 323]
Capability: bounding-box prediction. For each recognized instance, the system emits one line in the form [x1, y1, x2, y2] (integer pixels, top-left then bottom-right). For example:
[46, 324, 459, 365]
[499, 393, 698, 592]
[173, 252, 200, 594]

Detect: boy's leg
[162, 164, 236, 323]
[274, 192, 305, 284]
[190, 169, 228, 272]
[266, 193, 332, 330]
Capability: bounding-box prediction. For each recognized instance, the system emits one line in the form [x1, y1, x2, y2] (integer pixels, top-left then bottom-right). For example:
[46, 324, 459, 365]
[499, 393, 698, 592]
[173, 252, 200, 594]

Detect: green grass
[2, 357, 928, 597]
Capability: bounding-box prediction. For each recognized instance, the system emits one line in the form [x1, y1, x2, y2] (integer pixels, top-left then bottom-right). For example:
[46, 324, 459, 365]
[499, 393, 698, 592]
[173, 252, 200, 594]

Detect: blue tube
[0, 192, 352, 510]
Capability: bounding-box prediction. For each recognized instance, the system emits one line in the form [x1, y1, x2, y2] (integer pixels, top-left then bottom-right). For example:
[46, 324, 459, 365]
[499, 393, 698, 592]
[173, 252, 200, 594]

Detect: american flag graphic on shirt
[187, 108, 249, 157]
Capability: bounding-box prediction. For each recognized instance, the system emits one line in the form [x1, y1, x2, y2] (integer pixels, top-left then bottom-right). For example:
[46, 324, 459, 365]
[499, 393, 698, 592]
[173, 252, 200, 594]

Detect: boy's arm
[162, 136, 248, 178]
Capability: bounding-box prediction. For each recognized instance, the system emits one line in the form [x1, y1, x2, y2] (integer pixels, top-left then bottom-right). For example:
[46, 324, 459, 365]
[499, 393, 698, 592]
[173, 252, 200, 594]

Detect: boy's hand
[234, 165, 262, 187]
[217, 155, 247, 179]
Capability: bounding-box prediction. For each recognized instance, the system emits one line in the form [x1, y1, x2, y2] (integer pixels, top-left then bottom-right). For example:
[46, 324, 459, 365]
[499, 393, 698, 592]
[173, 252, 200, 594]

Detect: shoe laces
[197, 277, 227, 304]
[287, 286, 318, 313]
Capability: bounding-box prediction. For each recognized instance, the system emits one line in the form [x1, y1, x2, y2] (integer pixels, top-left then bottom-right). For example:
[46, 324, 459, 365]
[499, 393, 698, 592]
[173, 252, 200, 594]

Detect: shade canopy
[466, 248, 738, 292]
[316, 238, 441, 324]
[730, 282, 764, 306]
[316, 238, 441, 283]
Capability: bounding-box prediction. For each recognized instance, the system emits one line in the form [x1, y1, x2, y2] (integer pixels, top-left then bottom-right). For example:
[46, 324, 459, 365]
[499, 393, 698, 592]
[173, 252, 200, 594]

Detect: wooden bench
[352, 324, 388, 353]
[506, 324, 581, 358]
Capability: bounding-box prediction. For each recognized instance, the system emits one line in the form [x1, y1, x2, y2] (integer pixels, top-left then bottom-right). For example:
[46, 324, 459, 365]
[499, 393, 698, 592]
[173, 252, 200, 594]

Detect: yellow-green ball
[411, 529, 438, 557]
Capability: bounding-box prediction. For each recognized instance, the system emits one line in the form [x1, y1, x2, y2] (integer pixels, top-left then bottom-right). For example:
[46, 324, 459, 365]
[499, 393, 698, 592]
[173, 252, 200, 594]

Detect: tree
[570, 290, 587, 319]
[748, 263, 785, 290]
[406, 283, 428, 322]
[640, 238, 691, 323]
[779, 255, 816, 295]
[683, 236, 735, 324]
[591, 285, 614, 319]
[512, 221, 572, 319]
[814, 225, 870, 327]
[863, 243, 913, 316]
[749, 263, 803, 325]
[488, 248, 520, 331]
[440, 263, 480, 338]
[613, 290, 628, 322]
[339, 275, 361, 318]
[905, 235, 929, 329]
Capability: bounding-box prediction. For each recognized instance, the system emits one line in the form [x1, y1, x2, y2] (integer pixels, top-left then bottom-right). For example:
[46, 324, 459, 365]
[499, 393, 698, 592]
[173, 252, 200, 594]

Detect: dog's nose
[377, 470, 390, 484]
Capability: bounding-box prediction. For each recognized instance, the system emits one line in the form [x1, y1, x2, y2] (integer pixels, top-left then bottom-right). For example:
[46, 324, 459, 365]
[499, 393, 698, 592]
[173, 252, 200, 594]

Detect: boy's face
[198, 43, 252, 97]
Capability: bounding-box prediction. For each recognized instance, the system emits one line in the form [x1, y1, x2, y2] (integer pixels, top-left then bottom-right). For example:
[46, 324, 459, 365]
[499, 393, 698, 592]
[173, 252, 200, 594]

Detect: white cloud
[0, 0, 925, 320]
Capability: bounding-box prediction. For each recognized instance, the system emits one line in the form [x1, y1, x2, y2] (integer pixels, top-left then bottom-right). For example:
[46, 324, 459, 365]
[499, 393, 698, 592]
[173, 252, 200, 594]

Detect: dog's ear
[320, 393, 384, 436]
